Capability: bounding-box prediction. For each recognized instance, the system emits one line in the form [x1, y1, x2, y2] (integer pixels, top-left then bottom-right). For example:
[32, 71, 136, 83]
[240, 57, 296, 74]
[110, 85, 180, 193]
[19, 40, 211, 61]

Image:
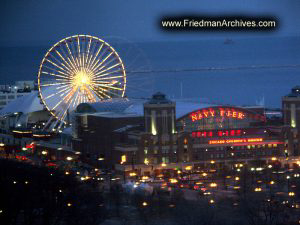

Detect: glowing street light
[41, 151, 48, 155]
[289, 192, 295, 197]
[66, 156, 73, 161]
[170, 178, 178, 184]
[254, 187, 262, 192]
[142, 202, 148, 206]
[210, 183, 217, 188]
[185, 166, 192, 171]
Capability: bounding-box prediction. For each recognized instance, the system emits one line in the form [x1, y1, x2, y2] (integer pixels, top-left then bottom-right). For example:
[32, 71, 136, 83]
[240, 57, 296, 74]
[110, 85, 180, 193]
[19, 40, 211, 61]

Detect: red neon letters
[190, 108, 245, 122]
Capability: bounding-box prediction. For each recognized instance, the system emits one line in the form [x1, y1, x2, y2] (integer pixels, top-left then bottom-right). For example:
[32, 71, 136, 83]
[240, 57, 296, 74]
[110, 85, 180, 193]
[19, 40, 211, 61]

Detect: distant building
[282, 86, 300, 156]
[0, 80, 36, 110]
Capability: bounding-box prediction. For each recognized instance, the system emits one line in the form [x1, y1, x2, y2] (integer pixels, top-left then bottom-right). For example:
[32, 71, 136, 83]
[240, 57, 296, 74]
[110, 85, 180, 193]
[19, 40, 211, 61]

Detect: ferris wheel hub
[73, 70, 91, 86]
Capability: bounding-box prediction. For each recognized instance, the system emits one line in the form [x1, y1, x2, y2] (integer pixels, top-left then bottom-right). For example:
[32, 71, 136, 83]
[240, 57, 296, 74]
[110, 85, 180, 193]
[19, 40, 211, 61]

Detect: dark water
[0, 36, 299, 107]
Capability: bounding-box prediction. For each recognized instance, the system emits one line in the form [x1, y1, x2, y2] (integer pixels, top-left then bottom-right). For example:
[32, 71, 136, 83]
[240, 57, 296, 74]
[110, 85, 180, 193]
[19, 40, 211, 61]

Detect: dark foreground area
[1, 159, 300, 225]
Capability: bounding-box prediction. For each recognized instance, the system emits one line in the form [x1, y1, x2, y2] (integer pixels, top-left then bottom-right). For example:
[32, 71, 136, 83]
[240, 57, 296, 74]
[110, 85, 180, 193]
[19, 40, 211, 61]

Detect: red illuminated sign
[192, 130, 242, 138]
[209, 138, 263, 145]
[190, 108, 245, 122]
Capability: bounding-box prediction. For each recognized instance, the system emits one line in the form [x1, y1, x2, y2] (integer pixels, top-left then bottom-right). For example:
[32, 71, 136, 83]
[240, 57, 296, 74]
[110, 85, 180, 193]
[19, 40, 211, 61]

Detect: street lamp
[41, 151, 47, 155]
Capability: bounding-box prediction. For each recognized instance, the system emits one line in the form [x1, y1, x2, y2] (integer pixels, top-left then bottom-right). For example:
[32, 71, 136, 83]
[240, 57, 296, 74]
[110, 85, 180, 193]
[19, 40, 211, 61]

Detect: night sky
[0, 0, 300, 107]
[1, 0, 300, 45]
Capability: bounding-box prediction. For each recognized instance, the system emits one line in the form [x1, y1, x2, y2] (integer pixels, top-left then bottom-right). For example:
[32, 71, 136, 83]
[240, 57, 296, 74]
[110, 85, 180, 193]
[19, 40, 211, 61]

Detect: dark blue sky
[1, 0, 300, 46]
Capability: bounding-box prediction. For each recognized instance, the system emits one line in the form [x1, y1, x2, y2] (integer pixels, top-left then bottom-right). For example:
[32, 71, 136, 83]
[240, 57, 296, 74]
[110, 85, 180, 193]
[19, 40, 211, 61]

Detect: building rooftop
[145, 92, 174, 104]
[0, 91, 43, 115]
[284, 86, 300, 97]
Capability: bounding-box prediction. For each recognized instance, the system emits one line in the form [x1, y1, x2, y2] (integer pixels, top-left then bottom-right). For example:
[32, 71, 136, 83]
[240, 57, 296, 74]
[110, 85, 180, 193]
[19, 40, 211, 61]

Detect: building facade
[112, 93, 285, 176]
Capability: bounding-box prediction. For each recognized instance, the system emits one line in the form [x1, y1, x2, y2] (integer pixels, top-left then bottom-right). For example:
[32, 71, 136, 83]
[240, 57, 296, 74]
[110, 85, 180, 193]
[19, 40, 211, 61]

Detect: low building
[71, 92, 288, 176]
[0, 80, 36, 110]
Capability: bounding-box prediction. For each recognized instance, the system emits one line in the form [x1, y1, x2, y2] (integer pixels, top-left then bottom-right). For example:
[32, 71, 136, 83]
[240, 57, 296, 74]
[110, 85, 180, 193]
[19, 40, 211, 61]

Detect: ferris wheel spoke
[45, 58, 71, 75]
[92, 56, 118, 77]
[93, 82, 123, 91]
[43, 86, 72, 100]
[90, 85, 111, 99]
[77, 36, 83, 68]
[91, 51, 113, 72]
[65, 41, 80, 70]
[95, 75, 124, 81]
[99, 87, 123, 98]
[49, 52, 73, 74]
[95, 63, 121, 77]
[41, 71, 70, 80]
[54, 50, 76, 74]
[42, 64, 70, 78]
[89, 46, 110, 71]
[40, 81, 71, 87]
[44, 88, 70, 101]
[81, 37, 86, 68]
[86, 41, 98, 68]
[72, 90, 80, 108]
[69, 37, 81, 69]
[85, 37, 92, 65]
[93, 69, 122, 80]
[52, 87, 75, 111]
[88, 43, 104, 71]
[59, 46, 79, 74]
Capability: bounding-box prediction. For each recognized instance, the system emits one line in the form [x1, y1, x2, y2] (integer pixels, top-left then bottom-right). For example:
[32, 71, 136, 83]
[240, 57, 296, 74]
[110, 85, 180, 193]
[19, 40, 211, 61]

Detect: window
[8, 95, 15, 99]
[162, 157, 169, 163]
[0, 96, 6, 99]
[144, 149, 148, 155]
[162, 148, 169, 154]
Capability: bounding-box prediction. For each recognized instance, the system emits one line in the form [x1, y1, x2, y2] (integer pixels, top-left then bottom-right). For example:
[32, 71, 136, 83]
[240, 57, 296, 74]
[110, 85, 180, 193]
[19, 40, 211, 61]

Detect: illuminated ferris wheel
[38, 35, 126, 128]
